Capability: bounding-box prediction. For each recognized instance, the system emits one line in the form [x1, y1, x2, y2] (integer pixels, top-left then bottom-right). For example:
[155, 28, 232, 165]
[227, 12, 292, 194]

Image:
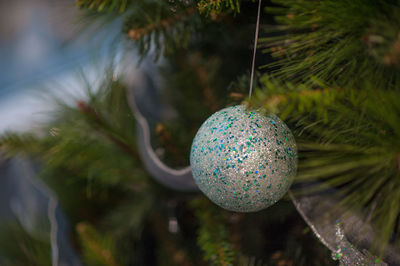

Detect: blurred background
[0, 2, 117, 264]
[0, 0, 117, 133]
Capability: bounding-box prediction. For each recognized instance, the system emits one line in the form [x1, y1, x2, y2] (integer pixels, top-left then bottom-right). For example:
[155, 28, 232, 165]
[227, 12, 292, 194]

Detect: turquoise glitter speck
[190, 105, 298, 212]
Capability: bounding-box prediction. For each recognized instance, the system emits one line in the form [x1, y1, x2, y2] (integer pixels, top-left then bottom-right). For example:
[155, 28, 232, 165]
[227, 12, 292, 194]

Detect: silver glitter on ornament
[190, 105, 297, 212]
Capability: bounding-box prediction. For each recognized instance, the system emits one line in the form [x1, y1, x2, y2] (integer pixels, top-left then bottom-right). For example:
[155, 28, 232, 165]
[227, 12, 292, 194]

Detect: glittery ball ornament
[190, 105, 297, 212]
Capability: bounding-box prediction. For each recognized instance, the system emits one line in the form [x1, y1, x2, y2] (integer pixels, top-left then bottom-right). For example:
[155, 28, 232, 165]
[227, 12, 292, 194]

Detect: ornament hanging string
[249, 0, 262, 99]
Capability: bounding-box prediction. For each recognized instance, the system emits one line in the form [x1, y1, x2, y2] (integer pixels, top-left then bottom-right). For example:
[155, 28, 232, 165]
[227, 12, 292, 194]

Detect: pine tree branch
[128, 7, 195, 40]
[190, 197, 236, 266]
[383, 32, 400, 66]
[124, 2, 200, 60]
[197, 0, 240, 17]
[0, 222, 52, 266]
[262, 0, 400, 89]
[77, 0, 129, 13]
[154, 123, 186, 165]
[76, 222, 120, 266]
[77, 100, 139, 160]
[397, 153, 400, 171]
[248, 75, 341, 121]
[250, 76, 400, 254]
[188, 53, 219, 113]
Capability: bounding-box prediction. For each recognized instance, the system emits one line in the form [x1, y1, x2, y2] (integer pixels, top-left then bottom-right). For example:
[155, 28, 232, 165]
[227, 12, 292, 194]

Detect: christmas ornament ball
[190, 105, 297, 212]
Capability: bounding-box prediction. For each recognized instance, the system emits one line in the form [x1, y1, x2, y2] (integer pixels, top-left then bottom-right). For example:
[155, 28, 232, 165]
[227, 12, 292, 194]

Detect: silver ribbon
[289, 191, 399, 265]
[126, 77, 198, 191]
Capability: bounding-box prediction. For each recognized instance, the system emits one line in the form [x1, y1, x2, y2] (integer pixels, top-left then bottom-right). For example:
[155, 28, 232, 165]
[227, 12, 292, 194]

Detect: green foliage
[239, 200, 335, 266]
[258, 0, 400, 254]
[1, 73, 145, 189]
[190, 197, 236, 266]
[0, 71, 337, 266]
[77, 0, 129, 13]
[76, 222, 120, 266]
[295, 90, 400, 253]
[0, 132, 45, 158]
[249, 75, 342, 121]
[157, 53, 225, 167]
[0, 222, 51, 266]
[261, 0, 400, 89]
[197, 0, 240, 17]
[123, 1, 201, 60]
[4, 0, 400, 263]
[250, 76, 400, 253]
[104, 195, 153, 239]
[77, 0, 248, 61]
[0, 71, 155, 229]
[0, 71, 158, 264]
[156, 17, 254, 166]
